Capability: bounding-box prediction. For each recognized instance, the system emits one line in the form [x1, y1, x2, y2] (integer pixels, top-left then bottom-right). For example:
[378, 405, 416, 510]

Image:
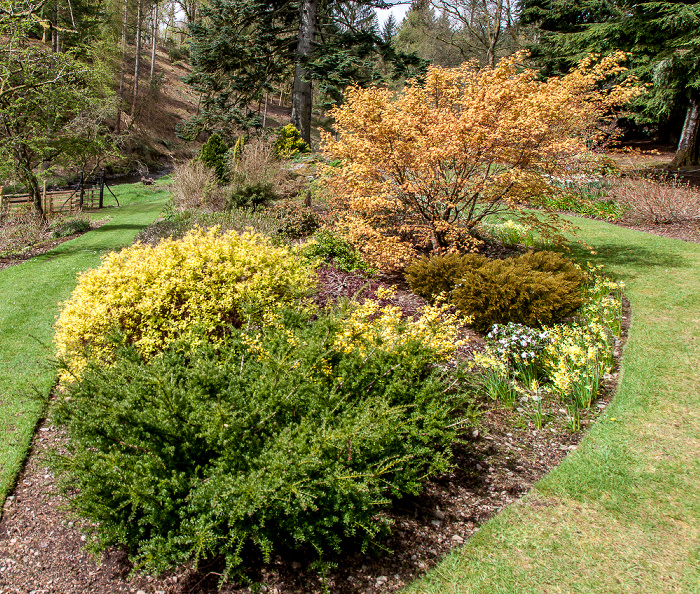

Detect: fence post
[0, 186, 4, 225]
[78, 169, 85, 209]
[99, 168, 104, 209]
[42, 180, 47, 214]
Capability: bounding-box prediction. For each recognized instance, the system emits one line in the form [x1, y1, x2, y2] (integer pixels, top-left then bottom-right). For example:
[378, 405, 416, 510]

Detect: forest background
[0, 0, 699, 213]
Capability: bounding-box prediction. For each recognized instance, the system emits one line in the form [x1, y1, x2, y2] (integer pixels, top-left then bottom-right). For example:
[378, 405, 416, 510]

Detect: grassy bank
[0, 184, 169, 499]
[406, 217, 700, 592]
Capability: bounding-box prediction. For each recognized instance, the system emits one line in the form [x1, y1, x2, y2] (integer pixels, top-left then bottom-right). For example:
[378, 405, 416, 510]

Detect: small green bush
[200, 133, 229, 182]
[407, 251, 585, 331]
[51, 311, 469, 577]
[304, 229, 372, 273]
[274, 124, 310, 159]
[52, 215, 91, 238]
[224, 181, 278, 211]
[453, 251, 586, 331]
[405, 253, 488, 301]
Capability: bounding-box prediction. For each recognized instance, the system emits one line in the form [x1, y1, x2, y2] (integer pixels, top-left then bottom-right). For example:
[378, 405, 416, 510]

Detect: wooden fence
[0, 183, 100, 220]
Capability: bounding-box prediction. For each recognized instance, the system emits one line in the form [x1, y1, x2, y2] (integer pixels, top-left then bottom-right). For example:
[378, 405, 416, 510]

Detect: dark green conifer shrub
[453, 251, 586, 331]
[224, 181, 278, 211]
[405, 253, 488, 301]
[200, 133, 229, 182]
[407, 251, 585, 331]
[51, 312, 469, 577]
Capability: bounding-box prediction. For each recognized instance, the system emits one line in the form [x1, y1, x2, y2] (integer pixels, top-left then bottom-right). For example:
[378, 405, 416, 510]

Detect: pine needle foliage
[407, 251, 586, 331]
[405, 253, 488, 302]
[50, 311, 471, 578]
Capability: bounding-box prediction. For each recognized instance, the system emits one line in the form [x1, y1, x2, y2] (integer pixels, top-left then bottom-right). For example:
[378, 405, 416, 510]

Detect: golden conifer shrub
[55, 227, 315, 380]
[321, 52, 643, 270]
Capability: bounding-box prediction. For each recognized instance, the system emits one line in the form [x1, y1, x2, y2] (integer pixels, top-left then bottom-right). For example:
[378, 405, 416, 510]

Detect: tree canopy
[521, 0, 700, 165]
[180, 0, 425, 145]
[0, 0, 114, 216]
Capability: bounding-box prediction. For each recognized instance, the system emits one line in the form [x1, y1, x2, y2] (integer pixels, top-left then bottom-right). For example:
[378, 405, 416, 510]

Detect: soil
[0, 263, 631, 594]
[0, 219, 110, 272]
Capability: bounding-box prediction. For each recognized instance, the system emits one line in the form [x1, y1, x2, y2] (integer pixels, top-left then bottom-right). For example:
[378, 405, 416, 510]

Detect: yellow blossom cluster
[55, 226, 314, 380]
[472, 348, 508, 376]
[333, 289, 467, 361]
[542, 321, 610, 400]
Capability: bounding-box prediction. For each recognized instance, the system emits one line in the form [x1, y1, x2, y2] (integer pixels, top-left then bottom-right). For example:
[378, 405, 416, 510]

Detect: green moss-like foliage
[200, 133, 229, 182]
[274, 124, 310, 159]
[407, 251, 586, 331]
[224, 181, 278, 211]
[51, 311, 469, 576]
[405, 253, 488, 301]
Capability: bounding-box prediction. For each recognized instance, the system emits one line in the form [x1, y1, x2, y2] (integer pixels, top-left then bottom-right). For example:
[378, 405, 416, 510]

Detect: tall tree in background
[521, 0, 700, 167]
[306, 1, 425, 111]
[393, 0, 464, 67]
[182, 0, 297, 140]
[434, 0, 522, 66]
[291, 0, 317, 143]
[182, 0, 424, 145]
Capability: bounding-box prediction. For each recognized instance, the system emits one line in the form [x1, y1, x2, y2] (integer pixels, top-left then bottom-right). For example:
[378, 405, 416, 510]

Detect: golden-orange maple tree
[321, 52, 642, 270]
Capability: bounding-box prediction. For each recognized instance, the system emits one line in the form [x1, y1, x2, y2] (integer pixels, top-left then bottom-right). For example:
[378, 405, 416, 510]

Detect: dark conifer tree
[521, 0, 700, 166]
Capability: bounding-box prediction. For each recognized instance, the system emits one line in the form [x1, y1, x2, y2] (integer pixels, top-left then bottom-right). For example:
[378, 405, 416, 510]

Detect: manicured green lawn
[406, 217, 700, 593]
[0, 185, 169, 499]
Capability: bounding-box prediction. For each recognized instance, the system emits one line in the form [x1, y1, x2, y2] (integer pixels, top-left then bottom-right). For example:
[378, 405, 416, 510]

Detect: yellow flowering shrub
[55, 227, 315, 379]
[333, 287, 467, 362]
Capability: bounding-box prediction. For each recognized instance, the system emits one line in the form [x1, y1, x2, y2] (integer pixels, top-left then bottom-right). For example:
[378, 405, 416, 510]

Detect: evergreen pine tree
[180, 0, 426, 145]
[521, 0, 700, 166]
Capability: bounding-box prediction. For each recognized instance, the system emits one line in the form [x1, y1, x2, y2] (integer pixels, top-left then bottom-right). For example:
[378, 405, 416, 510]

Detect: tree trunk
[291, 0, 318, 146]
[116, 0, 128, 133]
[131, 0, 143, 117]
[671, 100, 700, 168]
[150, 3, 158, 81]
[51, 3, 59, 53]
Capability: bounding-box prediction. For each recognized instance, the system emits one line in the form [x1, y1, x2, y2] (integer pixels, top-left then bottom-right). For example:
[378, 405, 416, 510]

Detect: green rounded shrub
[453, 251, 586, 331]
[224, 181, 278, 211]
[52, 215, 91, 238]
[303, 229, 372, 273]
[51, 311, 469, 576]
[407, 251, 585, 331]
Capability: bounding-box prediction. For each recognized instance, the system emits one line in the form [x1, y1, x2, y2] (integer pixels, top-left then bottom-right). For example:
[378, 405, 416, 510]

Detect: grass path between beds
[406, 217, 700, 593]
[0, 186, 169, 500]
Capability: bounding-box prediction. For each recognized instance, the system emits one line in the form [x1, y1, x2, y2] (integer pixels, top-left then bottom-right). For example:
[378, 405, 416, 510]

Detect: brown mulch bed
[615, 217, 700, 243]
[0, 219, 110, 272]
